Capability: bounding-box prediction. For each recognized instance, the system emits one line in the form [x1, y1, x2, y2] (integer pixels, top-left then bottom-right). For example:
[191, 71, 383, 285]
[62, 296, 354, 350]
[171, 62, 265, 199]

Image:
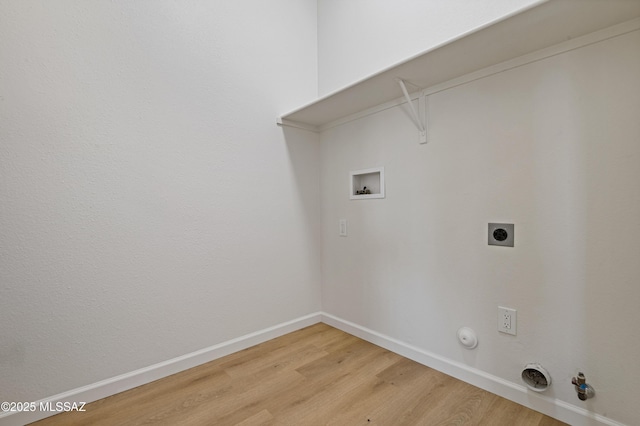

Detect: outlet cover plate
[489, 223, 514, 247]
[498, 306, 517, 335]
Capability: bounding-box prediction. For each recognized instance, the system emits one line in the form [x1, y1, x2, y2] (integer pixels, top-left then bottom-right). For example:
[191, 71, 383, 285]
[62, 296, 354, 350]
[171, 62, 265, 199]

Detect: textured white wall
[317, 0, 542, 95]
[320, 29, 640, 425]
[0, 0, 320, 402]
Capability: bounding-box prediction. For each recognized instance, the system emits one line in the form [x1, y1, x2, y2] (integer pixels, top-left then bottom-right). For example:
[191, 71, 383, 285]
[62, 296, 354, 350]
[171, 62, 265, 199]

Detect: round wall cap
[457, 327, 478, 349]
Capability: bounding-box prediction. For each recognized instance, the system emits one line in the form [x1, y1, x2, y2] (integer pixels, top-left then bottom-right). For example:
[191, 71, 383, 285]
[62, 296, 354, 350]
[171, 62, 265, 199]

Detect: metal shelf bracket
[396, 78, 427, 144]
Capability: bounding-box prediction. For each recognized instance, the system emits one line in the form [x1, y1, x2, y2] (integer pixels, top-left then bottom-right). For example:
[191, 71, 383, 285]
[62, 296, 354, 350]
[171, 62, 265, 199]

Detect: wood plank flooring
[31, 323, 566, 425]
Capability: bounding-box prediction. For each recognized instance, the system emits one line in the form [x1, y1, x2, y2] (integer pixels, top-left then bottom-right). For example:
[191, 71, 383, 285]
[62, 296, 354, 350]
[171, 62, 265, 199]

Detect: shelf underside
[279, 0, 640, 130]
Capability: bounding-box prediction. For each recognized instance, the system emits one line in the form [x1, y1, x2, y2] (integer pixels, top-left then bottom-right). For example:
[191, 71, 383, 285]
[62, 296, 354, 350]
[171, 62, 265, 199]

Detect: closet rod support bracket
[396, 78, 427, 144]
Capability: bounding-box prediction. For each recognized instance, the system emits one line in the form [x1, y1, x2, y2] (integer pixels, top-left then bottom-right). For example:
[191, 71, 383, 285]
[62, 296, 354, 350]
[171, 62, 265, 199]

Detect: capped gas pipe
[571, 372, 595, 400]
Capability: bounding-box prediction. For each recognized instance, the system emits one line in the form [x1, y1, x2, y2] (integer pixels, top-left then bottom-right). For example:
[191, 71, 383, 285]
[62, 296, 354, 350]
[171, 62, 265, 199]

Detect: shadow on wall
[281, 126, 321, 223]
[280, 125, 322, 293]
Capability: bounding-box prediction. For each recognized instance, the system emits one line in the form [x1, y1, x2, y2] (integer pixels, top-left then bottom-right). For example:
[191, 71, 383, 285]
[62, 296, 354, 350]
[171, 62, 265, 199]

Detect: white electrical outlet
[498, 306, 517, 335]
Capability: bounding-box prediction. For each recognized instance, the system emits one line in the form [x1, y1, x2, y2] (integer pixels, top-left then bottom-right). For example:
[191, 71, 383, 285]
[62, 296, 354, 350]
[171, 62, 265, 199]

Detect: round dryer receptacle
[521, 363, 551, 392]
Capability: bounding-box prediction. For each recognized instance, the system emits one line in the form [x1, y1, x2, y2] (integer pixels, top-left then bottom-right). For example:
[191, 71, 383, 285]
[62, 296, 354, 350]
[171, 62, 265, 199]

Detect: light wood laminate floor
[31, 323, 566, 425]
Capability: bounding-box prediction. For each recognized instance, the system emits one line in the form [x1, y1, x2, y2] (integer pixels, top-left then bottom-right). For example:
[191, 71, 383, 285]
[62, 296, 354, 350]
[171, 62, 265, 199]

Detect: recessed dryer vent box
[350, 167, 384, 200]
[488, 223, 514, 247]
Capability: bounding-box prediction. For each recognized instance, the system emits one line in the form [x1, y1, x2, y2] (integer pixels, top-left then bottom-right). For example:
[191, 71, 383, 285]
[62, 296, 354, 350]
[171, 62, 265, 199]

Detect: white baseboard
[0, 312, 322, 426]
[321, 312, 626, 426]
[2, 311, 626, 426]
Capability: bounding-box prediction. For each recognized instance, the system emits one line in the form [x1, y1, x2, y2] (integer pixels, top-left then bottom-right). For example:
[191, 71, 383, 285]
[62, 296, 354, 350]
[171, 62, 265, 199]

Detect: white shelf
[278, 0, 640, 132]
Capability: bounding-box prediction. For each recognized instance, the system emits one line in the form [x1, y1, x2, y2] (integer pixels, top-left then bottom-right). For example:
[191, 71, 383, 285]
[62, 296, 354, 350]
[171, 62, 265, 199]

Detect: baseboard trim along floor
[0, 312, 322, 426]
[321, 313, 625, 426]
[1, 311, 625, 426]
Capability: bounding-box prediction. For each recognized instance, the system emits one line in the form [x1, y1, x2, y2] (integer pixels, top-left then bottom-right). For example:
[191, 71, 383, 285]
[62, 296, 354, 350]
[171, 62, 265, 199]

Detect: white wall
[317, 0, 541, 95]
[3, 1, 639, 424]
[320, 27, 640, 426]
[0, 0, 320, 403]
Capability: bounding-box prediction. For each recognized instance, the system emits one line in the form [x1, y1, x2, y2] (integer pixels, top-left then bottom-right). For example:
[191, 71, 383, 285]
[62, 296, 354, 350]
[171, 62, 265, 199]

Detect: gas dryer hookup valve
[571, 372, 595, 400]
